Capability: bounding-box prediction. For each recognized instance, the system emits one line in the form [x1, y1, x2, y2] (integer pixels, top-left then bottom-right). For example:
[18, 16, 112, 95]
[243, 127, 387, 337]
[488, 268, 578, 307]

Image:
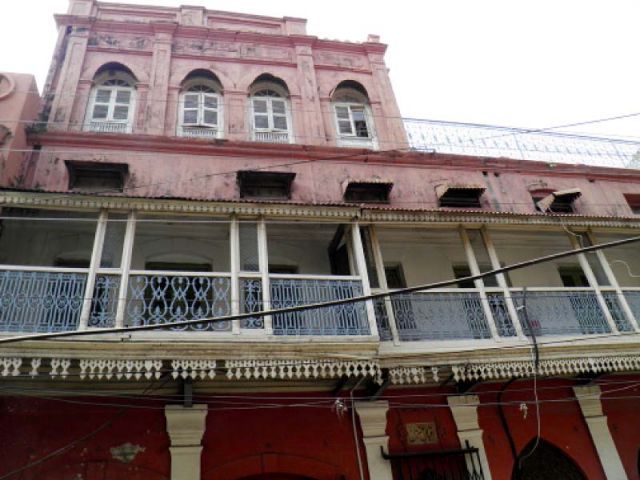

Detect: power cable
[1, 233, 639, 344]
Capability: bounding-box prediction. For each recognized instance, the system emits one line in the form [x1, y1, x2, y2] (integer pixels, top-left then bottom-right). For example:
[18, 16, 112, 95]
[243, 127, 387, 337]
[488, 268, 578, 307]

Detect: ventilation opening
[624, 193, 640, 214]
[436, 184, 485, 208]
[344, 181, 392, 203]
[237, 170, 296, 200]
[536, 188, 581, 213]
[66, 161, 128, 192]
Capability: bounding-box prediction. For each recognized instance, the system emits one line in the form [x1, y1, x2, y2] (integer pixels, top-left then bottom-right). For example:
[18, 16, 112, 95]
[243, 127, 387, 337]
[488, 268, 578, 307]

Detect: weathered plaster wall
[0, 72, 40, 187]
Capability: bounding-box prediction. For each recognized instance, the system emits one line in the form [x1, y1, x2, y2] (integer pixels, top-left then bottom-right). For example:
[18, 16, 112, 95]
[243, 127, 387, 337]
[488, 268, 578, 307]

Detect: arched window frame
[249, 81, 293, 144]
[331, 86, 377, 149]
[177, 76, 224, 139]
[84, 69, 136, 134]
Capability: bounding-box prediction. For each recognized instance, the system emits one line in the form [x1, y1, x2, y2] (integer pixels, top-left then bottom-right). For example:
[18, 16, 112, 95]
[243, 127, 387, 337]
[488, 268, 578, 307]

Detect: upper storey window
[178, 70, 224, 139]
[85, 63, 136, 134]
[249, 75, 292, 144]
[332, 81, 377, 150]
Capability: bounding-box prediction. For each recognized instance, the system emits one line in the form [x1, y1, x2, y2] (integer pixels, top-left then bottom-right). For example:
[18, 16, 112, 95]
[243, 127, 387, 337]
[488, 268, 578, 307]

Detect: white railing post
[230, 215, 241, 334]
[588, 230, 639, 332]
[480, 227, 525, 339]
[351, 223, 380, 338]
[459, 227, 500, 340]
[566, 232, 619, 334]
[257, 217, 272, 335]
[369, 225, 400, 344]
[114, 211, 137, 329]
[78, 210, 108, 330]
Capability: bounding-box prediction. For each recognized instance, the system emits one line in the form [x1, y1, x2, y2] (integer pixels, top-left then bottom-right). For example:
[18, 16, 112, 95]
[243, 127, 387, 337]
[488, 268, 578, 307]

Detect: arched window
[178, 70, 224, 139]
[249, 75, 292, 144]
[331, 80, 377, 149]
[513, 439, 586, 480]
[85, 63, 136, 133]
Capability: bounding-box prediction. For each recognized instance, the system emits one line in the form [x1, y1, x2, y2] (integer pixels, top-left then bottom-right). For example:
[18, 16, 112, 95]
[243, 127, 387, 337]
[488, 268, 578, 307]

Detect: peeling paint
[110, 442, 145, 463]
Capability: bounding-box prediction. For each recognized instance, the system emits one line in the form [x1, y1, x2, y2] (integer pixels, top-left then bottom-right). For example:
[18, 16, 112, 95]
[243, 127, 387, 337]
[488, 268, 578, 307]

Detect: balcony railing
[270, 276, 369, 336]
[253, 131, 290, 144]
[87, 121, 130, 134]
[178, 126, 220, 139]
[2, 265, 639, 343]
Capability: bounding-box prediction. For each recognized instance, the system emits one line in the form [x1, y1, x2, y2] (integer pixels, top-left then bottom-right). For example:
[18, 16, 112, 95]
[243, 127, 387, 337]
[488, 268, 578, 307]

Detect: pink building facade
[2, 2, 640, 480]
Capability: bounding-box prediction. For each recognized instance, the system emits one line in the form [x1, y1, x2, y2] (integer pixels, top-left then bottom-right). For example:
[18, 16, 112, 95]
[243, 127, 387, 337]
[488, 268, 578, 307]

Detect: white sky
[3, 0, 640, 138]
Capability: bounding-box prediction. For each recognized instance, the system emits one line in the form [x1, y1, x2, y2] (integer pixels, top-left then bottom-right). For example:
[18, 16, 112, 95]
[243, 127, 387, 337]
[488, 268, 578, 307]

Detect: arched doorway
[512, 439, 587, 480]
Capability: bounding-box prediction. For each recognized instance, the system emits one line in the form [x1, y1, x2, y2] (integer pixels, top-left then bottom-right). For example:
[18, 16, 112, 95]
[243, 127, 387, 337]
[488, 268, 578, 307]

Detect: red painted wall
[601, 376, 640, 480]
[200, 393, 363, 480]
[0, 396, 170, 480]
[475, 379, 605, 480]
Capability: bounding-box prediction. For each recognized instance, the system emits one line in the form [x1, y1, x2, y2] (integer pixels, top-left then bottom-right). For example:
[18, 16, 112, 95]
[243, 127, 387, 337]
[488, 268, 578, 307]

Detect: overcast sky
[3, 0, 640, 138]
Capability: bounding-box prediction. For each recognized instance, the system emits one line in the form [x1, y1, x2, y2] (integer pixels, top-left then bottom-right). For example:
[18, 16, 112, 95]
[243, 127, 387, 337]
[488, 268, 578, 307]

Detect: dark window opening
[437, 184, 485, 208]
[237, 170, 295, 200]
[558, 265, 589, 287]
[384, 264, 407, 289]
[453, 264, 501, 288]
[66, 161, 128, 193]
[344, 182, 392, 203]
[145, 262, 212, 272]
[624, 193, 640, 214]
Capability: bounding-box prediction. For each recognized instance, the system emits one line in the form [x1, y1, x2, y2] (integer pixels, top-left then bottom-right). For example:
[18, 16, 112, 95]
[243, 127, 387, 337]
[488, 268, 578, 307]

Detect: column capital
[447, 395, 481, 432]
[165, 404, 208, 447]
[355, 400, 389, 438]
[573, 385, 604, 418]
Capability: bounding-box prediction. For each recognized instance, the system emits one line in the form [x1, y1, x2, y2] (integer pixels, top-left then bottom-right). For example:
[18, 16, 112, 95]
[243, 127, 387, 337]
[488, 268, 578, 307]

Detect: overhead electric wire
[1, 233, 640, 345]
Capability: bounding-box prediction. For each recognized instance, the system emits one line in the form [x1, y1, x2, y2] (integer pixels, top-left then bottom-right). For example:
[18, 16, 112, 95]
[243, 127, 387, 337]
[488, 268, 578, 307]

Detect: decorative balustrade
[87, 121, 130, 134]
[0, 269, 87, 332]
[623, 290, 640, 327]
[179, 126, 220, 139]
[253, 131, 290, 144]
[269, 276, 369, 336]
[125, 272, 232, 331]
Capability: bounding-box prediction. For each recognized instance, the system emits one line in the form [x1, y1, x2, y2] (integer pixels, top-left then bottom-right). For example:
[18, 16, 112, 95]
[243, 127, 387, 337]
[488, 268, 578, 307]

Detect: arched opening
[178, 69, 224, 139]
[248, 74, 292, 144]
[330, 80, 376, 149]
[85, 62, 137, 133]
[512, 439, 587, 480]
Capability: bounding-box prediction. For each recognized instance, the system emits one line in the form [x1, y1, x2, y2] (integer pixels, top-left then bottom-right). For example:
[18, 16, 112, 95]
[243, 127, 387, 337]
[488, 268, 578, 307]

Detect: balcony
[178, 126, 220, 140]
[253, 130, 290, 144]
[0, 208, 639, 348]
[86, 121, 130, 134]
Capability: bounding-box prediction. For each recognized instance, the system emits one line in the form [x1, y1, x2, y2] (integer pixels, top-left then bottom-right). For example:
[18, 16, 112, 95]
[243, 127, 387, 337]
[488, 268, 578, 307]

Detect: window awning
[237, 170, 296, 199]
[536, 188, 582, 213]
[436, 183, 486, 208]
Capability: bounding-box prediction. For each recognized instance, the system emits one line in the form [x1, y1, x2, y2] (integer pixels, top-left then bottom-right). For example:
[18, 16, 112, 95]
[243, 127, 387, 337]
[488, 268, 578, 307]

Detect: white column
[354, 400, 393, 480]
[573, 385, 627, 479]
[79, 210, 108, 330]
[351, 224, 380, 338]
[230, 216, 241, 334]
[447, 395, 493, 480]
[165, 404, 208, 480]
[257, 217, 272, 334]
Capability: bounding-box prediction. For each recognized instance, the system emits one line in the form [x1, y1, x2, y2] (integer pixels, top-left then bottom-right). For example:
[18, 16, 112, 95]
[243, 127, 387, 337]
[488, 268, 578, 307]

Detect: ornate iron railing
[88, 274, 120, 328]
[390, 291, 492, 341]
[270, 277, 369, 335]
[373, 296, 393, 341]
[0, 270, 87, 332]
[601, 291, 633, 332]
[623, 290, 640, 327]
[240, 277, 264, 329]
[512, 289, 611, 336]
[125, 273, 232, 331]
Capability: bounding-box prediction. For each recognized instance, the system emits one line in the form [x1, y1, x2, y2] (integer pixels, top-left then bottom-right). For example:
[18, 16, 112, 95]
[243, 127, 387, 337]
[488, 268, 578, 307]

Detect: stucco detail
[165, 404, 208, 480]
[355, 401, 393, 480]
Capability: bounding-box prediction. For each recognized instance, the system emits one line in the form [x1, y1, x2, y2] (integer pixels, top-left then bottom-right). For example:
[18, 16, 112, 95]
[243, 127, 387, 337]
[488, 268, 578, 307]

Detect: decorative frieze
[88, 33, 152, 51]
[50, 358, 71, 379]
[172, 40, 293, 62]
[225, 358, 382, 382]
[0, 357, 21, 377]
[79, 359, 163, 380]
[171, 359, 217, 380]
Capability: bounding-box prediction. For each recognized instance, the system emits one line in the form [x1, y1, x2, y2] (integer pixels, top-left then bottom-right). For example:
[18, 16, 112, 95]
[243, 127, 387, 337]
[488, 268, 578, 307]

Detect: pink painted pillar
[49, 22, 91, 131]
[292, 38, 326, 146]
[226, 90, 248, 142]
[146, 23, 177, 136]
